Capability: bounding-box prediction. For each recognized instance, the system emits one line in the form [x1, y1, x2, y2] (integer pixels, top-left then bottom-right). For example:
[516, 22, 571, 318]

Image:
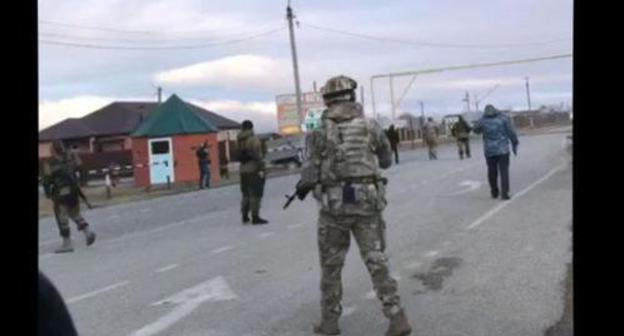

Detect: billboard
[276, 92, 325, 135]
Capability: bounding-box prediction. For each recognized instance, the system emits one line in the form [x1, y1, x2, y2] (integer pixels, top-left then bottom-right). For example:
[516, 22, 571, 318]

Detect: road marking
[211, 245, 234, 254]
[259, 232, 275, 239]
[131, 277, 237, 336]
[466, 163, 566, 230]
[39, 253, 55, 260]
[343, 305, 357, 316]
[424, 250, 439, 258]
[67, 281, 130, 305]
[287, 223, 304, 229]
[155, 264, 179, 273]
[447, 180, 483, 195]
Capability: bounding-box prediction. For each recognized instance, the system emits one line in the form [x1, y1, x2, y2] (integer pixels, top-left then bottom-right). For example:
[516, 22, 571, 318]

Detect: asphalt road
[39, 129, 573, 336]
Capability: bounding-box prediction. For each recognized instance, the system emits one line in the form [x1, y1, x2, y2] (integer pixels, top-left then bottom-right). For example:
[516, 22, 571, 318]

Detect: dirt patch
[544, 262, 573, 336]
[411, 256, 463, 291]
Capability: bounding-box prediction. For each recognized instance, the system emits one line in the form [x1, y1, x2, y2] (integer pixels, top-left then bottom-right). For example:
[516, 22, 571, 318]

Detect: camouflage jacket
[301, 101, 392, 216]
[236, 129, 265, 174]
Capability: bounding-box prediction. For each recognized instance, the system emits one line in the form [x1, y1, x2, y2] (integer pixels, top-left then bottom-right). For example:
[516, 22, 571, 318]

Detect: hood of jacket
[483, 105, 500, 118]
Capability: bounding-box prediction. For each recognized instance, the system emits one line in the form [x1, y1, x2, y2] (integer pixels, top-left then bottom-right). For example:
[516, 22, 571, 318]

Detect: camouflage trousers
[53, 201, 88, 238]
[240, 172, 263, 217]
[317, 211, 403, 320]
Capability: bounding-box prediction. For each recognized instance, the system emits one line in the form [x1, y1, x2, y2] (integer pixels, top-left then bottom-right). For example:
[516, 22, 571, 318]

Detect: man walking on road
[237, 120, 268, 225]
[423, 117, 439, 160]
[473, 104, 519, 200]
[451, 115, 472, 160]
[300, 75, 412, 336]
[386, 124, 400, 164]
[42, 140, 96, 253]
[196, 141, 211, 189]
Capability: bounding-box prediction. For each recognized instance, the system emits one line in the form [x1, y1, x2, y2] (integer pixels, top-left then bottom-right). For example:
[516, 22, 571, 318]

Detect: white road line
[211, 245, 235, 254]
[287, 223, 304, 229]
[343, 305, 357, 316]
[66, 281, 130, 305]
[259, 232, 275, 239]
[424, 250, 439, 258]
[155, 264, 179, 273]
[38, 253, 55, 260]
[466, 162, 566, 230]
[131, 277, 237, 336]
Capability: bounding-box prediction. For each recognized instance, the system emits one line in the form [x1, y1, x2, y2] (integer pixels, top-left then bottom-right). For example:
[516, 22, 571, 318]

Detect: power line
[39, 26, 286, 50]
[301, 22, 572, 49]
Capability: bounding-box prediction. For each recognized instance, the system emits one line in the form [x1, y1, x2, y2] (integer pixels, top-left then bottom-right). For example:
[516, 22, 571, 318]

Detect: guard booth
[131, 94, 219, 188]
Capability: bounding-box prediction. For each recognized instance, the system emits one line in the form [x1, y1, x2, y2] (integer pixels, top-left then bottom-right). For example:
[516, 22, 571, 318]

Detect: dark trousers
[486, 154, 510, 197]
[391, 145, 399, 164]
[240, 172, 263, 217]
[199, 164, 210, 188]
[457, 138, 471, 159]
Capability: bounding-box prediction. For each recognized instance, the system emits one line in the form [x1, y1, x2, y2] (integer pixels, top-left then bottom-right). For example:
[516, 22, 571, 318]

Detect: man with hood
[386, 124, 400, 164]
[42, 140, 96, 253]
[300, 75, 412, 336]
[473, 104, 519, 200]
[451, 115, 472, 159]
[236, 120, 268, 225]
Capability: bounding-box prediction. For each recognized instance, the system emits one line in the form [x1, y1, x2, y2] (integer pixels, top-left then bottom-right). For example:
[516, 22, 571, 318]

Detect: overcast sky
[38, 0, 573, 133]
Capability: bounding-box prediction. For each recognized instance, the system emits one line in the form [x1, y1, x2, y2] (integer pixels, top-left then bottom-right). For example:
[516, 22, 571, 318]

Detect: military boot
[54, 237, 74, 253]
[83, 229, 96, 246]
[252, 216, 268, 225]
[242, 213, 250, 224]
[313, 316, 341, 335]
[386, 309, 412, 336]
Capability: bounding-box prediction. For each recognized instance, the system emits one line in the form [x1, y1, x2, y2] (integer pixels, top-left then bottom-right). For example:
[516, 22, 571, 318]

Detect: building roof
[131, 94, 219, 137]
[39, 97, 240, 142]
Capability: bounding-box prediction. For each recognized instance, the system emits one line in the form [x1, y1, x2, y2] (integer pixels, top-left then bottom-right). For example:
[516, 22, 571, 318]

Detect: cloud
[154, 55, 291, 92]
[39, 95, 114, 131]
[188, 99, 278, 133]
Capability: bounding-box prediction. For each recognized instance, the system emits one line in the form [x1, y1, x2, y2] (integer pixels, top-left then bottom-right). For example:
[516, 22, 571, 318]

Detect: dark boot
[242, 214, 250, 224]
[54, 237, 74, 253]
[313, 316, 341, 335]
[83, 228, 96, 246]
[386, 309, 412, 336]
[491, 188, 499, 199]
[252, 216, 268, 225]
[501, 194, 511, 200]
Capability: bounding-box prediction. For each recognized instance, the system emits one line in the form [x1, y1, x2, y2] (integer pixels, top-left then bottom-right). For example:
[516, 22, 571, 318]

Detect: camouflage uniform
[303, 76, 411, 336]
[237, 127, 267, 224]
[42, 141, 95, 253]
[451, 119, 471, 159]
[422, 120, 439, 160]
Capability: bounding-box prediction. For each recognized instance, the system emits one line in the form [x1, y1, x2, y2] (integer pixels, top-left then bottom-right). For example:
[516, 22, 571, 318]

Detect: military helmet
[320, 75, 357, 97]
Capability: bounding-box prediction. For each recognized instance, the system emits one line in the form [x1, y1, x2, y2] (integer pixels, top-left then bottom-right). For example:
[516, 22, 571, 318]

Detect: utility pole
[360, 86, 365, 106]
[313, 81, 317, 93]
[286, 2, 304, 130]
[370, 77, 377, 120]
[525, 76, 534, 128]
[157, 86, 162, 104]
[462, 91, 471, 112]
[419, 101, 424, 119]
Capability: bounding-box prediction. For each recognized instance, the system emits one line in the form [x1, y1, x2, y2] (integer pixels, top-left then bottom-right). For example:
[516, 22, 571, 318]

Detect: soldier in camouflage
[302, 75, 412, 336]
[42, 140, 96, 253]
[237, 120, 269, 225]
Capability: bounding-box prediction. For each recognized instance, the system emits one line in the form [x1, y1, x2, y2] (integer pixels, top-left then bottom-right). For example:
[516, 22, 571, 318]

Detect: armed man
[237, 120, 269, 225]
[42, 140, 96, 253]
[291, 75, 412, 336]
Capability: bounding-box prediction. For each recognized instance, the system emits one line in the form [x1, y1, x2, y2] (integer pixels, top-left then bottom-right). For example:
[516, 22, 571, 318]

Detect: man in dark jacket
[385, 124, 400, 164]
[473, 105, 519, 200]
[196, 141, 211, 189]
[451, 115, 472, 160]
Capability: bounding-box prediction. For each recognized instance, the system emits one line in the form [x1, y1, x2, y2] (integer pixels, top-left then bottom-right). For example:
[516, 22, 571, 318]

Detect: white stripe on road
[259, 232, 275, 239]
[131, 277, 237, 336]
[466, 162, 566, 230]
[211, 245, 235, 254]
[424, 250, 439, 258]
[155, 264, 179, 273]
[67, 281, 130, 305]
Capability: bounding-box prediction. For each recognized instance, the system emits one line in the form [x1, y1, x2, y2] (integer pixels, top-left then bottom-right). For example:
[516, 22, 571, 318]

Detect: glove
[512, 144, 518, 156]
